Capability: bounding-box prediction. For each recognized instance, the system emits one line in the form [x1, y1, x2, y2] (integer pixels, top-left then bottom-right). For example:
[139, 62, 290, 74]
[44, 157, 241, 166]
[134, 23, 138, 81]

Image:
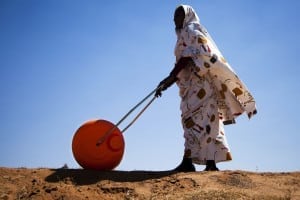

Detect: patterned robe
[175, 5, 257, 164]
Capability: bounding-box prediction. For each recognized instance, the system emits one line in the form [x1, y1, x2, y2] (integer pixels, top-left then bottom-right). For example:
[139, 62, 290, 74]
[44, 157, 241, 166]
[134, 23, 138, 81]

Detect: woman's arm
[155, 57, 194, 97]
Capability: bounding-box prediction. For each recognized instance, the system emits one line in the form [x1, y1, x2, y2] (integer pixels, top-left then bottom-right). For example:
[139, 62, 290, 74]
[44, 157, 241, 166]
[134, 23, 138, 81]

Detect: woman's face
[174, 6, 185, 30]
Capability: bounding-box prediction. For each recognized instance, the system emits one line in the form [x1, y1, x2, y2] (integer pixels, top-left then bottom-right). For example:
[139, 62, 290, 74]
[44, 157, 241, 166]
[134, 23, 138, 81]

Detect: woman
[155, 5, 257, 171]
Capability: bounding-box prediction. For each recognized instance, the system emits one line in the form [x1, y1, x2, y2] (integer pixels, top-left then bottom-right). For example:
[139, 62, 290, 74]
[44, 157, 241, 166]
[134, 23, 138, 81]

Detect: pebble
[0, 194, 9, 200]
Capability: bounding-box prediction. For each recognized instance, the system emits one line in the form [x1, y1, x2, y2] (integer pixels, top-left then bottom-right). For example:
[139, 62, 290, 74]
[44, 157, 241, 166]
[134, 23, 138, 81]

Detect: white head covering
[175, 5, 222, 61]
[181, 5, 200, 27]
[174, 5, 257, 120]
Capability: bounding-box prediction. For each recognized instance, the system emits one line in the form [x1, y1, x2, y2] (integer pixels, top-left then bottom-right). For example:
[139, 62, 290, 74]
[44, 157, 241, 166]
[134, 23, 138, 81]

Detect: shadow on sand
[45, 169, 177, 185]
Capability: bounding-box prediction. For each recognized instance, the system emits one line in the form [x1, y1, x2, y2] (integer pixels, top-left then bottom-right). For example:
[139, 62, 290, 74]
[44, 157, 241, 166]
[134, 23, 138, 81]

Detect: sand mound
[0, 167, 299, 199]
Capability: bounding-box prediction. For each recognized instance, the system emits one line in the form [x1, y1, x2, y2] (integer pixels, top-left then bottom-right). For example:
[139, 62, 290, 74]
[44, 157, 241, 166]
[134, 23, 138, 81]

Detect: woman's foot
[204, 160, 219, 171]
[173, 157, 196, 172]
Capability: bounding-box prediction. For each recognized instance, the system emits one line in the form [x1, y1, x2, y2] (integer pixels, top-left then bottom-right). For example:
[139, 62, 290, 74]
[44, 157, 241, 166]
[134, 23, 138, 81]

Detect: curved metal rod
[114, 88, 157, 128]
[121, 96, 156, 133]
[96, 88, 157, 146]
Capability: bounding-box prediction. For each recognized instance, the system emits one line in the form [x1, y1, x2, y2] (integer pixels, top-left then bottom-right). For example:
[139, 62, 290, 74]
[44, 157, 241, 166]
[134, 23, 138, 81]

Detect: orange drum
[72, 119, 125, 170]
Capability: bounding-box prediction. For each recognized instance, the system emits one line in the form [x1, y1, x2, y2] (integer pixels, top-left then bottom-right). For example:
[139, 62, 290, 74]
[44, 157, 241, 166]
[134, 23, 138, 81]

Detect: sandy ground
[0, 167, 299, 200]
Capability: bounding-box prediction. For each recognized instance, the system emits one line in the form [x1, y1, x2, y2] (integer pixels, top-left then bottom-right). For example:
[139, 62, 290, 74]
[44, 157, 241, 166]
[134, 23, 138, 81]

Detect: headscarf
[174, 5, 257, 121]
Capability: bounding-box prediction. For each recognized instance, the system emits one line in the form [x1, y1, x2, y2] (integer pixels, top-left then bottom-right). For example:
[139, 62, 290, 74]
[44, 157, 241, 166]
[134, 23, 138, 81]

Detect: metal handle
[96, 88, 157, 146]
[121, 95, 156, 133]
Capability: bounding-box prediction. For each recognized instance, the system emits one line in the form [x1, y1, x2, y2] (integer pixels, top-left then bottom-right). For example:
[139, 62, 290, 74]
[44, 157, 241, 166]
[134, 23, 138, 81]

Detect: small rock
[43, 186, 58, 193]
[0, 194, 9, 200]
[29, 189, 40, 198]
[60, 164, 69, 169]
[170, 179, 177, 184]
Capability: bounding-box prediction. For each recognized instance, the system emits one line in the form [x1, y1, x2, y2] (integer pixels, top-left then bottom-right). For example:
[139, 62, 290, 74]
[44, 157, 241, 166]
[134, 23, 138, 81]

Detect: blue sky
[0, 0, 299, 172]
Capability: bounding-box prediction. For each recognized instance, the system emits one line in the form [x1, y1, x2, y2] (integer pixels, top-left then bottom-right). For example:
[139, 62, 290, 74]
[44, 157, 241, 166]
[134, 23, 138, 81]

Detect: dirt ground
[0, 167, 299, 200]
